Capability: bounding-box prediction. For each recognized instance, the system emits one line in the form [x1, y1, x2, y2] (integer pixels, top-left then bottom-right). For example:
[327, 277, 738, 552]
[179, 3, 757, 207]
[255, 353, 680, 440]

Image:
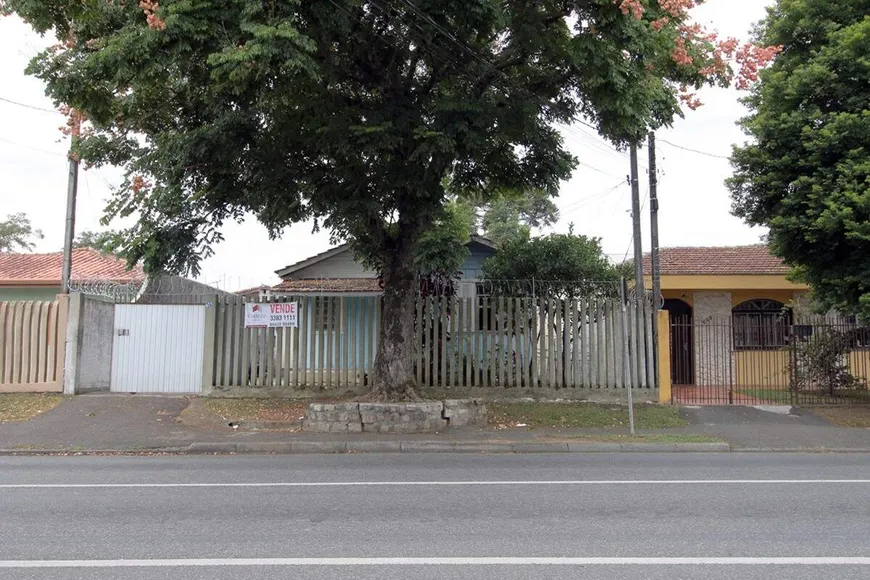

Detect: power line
[659, 138, 729, 160]
[620, 187, 649, 264]
[561, 180, 625, 216]
[0, 95, 58, 114]
[0, 136, 65, 158]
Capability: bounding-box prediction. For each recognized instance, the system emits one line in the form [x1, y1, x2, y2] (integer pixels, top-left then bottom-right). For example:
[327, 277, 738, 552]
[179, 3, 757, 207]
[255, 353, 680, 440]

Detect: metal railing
[669, 317, 870, 405]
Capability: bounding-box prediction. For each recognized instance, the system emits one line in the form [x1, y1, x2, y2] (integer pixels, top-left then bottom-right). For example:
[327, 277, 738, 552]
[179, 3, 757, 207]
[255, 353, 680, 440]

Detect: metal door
[664, 299, 694, 385]
[110, 305, 206, 393]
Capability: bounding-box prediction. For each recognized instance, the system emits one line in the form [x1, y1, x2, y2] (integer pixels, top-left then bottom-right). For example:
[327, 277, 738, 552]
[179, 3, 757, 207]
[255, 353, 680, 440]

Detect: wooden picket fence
[415, 295, 655, 389]
[212, 295, 380, 389]
[211, 294, 655, 390]
[0, 299, 68, 393]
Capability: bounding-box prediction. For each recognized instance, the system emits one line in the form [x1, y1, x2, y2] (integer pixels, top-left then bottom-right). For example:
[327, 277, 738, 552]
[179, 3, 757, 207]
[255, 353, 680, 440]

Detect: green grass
[569, 434, 724, 444]
[808, 406, 870, 429]
[0, 394, 64, 423]
[737, 388, 870, 405]
[488, 402, 687, 430]
[735, 389, 794, 404]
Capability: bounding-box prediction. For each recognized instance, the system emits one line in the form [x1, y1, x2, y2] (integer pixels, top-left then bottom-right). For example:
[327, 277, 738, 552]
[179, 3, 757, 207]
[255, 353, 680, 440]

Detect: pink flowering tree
[4, 0, 778, 397]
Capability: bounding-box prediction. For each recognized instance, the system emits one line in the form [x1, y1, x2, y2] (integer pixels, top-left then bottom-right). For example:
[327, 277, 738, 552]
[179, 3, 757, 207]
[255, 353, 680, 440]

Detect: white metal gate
[110, 305, 206, 393]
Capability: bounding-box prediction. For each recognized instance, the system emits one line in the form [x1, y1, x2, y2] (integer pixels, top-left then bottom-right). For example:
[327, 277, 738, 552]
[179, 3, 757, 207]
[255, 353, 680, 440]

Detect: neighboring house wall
[0, 287, 60, 301]
[284, 241, 496, 283]
[291, 250, 376, 280]
[136, 275, 231, 304]
[459, 241, 497, 280]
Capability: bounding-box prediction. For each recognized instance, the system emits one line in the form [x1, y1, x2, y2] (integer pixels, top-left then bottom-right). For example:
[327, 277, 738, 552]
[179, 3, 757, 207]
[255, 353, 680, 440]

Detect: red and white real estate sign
[244, 302, 298, 328]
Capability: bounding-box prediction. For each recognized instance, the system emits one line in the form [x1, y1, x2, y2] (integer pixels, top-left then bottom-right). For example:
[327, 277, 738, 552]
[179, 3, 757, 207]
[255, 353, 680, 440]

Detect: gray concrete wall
[76, 297, 115, 391]
[135, 275, 230, 304]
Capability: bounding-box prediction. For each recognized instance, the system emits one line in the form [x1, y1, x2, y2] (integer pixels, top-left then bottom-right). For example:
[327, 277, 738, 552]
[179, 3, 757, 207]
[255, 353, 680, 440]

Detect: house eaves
[274, 243, 352, 277]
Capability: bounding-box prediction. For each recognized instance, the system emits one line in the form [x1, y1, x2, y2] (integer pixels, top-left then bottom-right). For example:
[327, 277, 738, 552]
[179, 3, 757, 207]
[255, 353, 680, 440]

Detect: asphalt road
[1, 453, 869, 580]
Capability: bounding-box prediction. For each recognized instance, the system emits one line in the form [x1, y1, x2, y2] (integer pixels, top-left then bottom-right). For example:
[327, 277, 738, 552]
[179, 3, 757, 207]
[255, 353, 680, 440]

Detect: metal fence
[670, 316, 870, 405]
[211, 294, 656, 391]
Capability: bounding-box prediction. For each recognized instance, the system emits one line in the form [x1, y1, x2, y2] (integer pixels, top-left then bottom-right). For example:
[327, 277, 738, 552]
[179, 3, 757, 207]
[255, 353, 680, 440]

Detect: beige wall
[693, 291, 733, 386]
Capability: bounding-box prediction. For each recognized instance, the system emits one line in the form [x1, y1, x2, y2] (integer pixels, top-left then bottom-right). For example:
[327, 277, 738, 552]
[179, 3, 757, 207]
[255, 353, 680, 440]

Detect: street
[1, 453, 869, 579]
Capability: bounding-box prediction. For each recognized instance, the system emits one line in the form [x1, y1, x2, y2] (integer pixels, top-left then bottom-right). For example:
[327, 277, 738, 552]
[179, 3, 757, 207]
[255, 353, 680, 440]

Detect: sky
[0, 0, 771, 291]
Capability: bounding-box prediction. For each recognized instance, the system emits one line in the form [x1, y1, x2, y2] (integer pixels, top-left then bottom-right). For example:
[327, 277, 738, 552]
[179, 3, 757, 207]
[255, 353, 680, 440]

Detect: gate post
[201, 295, 217, 395]
[657, 309, 672, 403]
[61, 293, 79, 395]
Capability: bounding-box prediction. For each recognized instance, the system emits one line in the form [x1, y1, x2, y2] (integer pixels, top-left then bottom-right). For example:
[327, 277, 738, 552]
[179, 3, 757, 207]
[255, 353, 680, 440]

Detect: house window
[314, 297, 337, 330]
[732, 299, 792, 350]
[476, 283, 494, 331]
[841, 315, 870, 349]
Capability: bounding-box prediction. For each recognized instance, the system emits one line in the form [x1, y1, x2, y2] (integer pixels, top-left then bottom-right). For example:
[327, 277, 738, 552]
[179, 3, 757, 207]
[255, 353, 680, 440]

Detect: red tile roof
[641, 245, 788, 276]
[234, 285, 273, 297]
[274, 278, 382, 293]
[0, 248, 145, 285]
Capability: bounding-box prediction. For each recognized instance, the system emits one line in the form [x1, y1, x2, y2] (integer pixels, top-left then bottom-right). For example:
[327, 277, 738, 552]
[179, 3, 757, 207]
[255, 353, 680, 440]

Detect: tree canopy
[72, 230, 114, 252]
[0, 213, 44, 253]
[480, 188, 560, 247]
[482, 232, 628, 298]
[6, 0, 778, 395]
[728, 0, 870, 319]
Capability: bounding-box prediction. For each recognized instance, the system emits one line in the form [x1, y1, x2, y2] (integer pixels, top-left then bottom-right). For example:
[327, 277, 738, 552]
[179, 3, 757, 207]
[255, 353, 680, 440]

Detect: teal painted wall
[0, 287, 61, 302]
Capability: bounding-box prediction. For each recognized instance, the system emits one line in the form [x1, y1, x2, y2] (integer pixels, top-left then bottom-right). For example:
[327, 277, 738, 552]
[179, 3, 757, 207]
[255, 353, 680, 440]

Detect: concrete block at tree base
[303, 402, 361, 433]
[303, 400, 487, 434]
[443, 399, 487, 427]
[359, 402, 446, 433]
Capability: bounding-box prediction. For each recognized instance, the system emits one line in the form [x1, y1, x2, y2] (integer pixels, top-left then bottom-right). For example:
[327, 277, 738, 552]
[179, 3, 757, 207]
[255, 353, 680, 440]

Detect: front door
[664, 299, 694, 385]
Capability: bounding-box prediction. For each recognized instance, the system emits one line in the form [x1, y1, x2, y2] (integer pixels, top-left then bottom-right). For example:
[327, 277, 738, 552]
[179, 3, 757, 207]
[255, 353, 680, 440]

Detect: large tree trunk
[372, 237, 419, 400]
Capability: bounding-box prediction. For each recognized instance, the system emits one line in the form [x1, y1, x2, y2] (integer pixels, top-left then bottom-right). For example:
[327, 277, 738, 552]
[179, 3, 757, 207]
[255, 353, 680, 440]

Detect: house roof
[641, 245, 788, 276]
[273, 278, 382, 294]
[234, 284, 273, 297]
[274, 235, 497, 278]
[0, 248, 145, 286]
[274, 244, 353, 277]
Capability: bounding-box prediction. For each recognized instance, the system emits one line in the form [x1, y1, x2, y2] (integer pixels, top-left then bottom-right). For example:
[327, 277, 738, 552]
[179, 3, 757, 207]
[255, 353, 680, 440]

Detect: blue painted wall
[458, 240, 496, 280]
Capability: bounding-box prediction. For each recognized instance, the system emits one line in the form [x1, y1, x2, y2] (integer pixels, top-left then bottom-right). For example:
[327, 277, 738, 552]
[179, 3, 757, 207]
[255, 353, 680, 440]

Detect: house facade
[645, 245, 869, 403]
[0, 248, 144, 301]
[252, 236, 498, 299]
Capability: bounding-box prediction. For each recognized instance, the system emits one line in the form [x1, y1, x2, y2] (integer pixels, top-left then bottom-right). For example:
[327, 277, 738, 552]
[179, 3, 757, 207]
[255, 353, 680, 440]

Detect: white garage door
[110, 305, 205, 393]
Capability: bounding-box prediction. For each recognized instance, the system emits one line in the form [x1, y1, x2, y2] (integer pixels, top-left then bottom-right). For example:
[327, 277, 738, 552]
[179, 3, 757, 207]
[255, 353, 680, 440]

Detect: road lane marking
[1, 557, 869, 568]
[1, 479, 870, 489]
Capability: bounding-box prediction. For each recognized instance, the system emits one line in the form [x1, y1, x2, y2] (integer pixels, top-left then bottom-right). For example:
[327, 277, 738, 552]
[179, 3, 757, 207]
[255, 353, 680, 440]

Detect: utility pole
[648, 132, 661, 388]
[620, 278, 636, 435]
[61, 121, 80, 294]
[629, 143, 644, 293]
[649, 132, 660, 307]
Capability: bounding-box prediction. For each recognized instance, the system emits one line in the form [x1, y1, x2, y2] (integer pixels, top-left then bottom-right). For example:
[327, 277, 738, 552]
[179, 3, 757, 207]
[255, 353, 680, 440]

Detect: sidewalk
[1, 394, 869, 455]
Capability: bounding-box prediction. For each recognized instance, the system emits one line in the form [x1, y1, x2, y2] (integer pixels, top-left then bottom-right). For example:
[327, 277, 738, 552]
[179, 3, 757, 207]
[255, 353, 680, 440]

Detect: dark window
[314, 298, 336, 330]
[476, 283, 493, 331]
[841, 315, 870, 349]
[732, 299, 792, 350]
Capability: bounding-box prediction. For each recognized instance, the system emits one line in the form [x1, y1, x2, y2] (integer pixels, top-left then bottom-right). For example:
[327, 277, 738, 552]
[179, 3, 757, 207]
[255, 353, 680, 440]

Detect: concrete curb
[1, 441, 732, 455]
[8, 442, 870, 456]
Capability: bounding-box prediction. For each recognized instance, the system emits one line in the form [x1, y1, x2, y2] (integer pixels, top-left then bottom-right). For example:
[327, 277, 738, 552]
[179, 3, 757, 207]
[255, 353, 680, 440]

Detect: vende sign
[245, 302, 298, 328]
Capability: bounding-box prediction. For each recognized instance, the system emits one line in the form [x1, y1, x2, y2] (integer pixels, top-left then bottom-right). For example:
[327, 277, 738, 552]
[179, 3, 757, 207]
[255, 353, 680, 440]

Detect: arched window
[733, 299, 792, 350]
